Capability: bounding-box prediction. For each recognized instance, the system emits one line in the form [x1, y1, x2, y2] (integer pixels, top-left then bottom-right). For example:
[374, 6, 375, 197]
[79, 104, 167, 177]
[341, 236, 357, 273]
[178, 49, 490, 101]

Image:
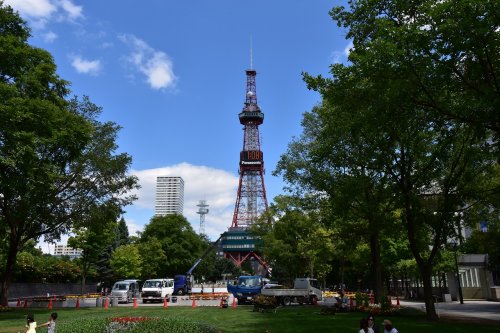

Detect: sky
[4, 0, 351, 250]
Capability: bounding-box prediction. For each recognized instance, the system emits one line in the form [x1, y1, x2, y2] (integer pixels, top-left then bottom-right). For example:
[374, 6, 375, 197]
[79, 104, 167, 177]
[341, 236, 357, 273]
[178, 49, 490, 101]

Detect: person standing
[382, 319, 399, 333]
[37, 312, 58, 333]
[367, 315, 380, 333]
[23, 314, 37, 333]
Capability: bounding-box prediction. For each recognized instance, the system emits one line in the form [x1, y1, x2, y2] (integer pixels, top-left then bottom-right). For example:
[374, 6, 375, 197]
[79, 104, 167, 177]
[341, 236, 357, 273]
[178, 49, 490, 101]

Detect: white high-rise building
[155, 176, 184, 216]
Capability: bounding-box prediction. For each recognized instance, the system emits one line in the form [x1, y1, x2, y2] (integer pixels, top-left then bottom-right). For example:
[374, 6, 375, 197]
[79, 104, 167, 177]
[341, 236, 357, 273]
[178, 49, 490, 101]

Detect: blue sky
[5, 0, 350, 247]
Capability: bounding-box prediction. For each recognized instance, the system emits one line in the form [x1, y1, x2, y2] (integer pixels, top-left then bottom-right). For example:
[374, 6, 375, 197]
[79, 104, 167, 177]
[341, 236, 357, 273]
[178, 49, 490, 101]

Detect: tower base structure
[221, 228, 270, 276]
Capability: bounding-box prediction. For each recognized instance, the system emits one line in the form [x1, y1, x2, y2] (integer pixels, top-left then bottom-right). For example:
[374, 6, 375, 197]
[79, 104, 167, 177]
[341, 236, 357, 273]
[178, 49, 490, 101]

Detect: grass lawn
[1, 305, 499, 333]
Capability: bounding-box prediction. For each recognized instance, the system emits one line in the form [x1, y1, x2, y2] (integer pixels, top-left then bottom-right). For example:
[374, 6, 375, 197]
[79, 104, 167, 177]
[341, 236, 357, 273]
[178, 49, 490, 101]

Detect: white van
[111, 280, 141, 303]
[141, 278, 174, 303]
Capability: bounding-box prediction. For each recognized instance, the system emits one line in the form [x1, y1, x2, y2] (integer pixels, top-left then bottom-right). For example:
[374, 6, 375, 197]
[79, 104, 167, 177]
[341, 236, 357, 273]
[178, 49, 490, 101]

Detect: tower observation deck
[221, 69, 270, 274]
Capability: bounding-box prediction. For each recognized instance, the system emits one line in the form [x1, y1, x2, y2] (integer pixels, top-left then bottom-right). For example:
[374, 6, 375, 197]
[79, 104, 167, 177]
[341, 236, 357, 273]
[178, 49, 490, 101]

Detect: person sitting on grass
[383, 319, 399, 333]
[359, 318, 374, 333]
[37, 312, 57, 333]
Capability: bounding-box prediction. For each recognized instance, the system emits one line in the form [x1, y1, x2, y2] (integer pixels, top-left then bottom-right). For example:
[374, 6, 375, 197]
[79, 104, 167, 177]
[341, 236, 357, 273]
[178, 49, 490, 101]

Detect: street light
[450, 240, 464, 304]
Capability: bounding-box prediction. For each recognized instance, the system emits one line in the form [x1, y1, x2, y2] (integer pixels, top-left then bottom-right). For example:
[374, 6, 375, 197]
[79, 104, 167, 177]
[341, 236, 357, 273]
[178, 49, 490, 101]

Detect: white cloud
[4, 0, 56, 18]
[130, 163, 238, 239]
[42, 31, 58, 43]
[38, 163, 237, 252]
[57, 0, 82, 20]
[5, 0, 82, 29]
[71, 55, 101, 75]
[344, 41, 354, 56]
[330, 40, 354, 64]
[119, 34, 177, 90]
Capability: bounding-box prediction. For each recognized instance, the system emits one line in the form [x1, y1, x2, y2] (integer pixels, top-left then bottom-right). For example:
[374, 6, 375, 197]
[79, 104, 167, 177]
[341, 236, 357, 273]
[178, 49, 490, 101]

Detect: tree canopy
[0, 3, 138, 305]
[275, 0, 498, 320]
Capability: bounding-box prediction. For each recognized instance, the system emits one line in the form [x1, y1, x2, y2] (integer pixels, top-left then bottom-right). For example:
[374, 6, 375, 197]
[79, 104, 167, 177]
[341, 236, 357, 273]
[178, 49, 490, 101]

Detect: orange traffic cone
[16, 299, 20, 308]
[231, 297, 237, 308]
[48, 299, 53, 310]
[23, 300, 28, 308]
[163, 297, 168, 309]
[396, 296, 400, 306]
[104, 297, 109, 310]
[191, 297, 196, 308]
[75, 298, 80, 309]
[133, 298, 137, 309]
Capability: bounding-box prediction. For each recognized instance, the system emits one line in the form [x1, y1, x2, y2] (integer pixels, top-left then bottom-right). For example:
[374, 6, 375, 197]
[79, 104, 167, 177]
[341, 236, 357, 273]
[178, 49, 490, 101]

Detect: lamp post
[450, 241, 464, 304]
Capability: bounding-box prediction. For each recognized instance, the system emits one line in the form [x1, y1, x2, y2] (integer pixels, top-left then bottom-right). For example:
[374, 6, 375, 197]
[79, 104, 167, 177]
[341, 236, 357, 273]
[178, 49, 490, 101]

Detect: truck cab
[227, 275, 264, 303]
[174, 274, 193, 295]
[141, 278, 174, 303]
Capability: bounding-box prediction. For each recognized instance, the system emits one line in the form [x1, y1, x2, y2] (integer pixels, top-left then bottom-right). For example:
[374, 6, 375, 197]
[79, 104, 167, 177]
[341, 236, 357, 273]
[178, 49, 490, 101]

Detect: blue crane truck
[228, 276, 322, 305]
[227, 275, 266, 304]
[173, 236, 222, 295]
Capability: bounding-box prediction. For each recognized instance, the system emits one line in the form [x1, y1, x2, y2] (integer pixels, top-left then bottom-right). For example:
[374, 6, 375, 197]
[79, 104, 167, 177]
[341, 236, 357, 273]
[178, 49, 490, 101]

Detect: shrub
[252, 294, 278, 310]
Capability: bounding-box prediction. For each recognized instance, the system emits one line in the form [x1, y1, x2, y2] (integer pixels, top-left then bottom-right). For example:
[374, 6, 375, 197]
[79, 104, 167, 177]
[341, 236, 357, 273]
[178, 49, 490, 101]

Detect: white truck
[261, 278, 323, 306]
[141, 278, 174, 303]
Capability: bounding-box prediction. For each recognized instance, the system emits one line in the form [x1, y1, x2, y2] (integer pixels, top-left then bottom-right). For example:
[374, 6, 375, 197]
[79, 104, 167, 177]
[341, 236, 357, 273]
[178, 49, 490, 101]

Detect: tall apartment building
[155, 176, 184, 216]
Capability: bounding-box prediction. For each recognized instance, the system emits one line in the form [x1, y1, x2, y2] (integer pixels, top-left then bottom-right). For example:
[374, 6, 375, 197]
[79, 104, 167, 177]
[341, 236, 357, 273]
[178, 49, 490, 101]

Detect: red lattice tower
[222, 69, 270, 274]
[232, 69, 268, 228]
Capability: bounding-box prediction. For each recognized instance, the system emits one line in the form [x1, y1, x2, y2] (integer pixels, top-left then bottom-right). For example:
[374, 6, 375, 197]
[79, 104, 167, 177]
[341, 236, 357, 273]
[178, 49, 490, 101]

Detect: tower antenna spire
[250, 35, 253, 70]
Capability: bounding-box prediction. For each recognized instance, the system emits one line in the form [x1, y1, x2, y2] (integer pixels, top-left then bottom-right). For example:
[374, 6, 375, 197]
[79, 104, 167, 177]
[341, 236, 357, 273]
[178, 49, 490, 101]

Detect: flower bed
[55, 316, 220, 333]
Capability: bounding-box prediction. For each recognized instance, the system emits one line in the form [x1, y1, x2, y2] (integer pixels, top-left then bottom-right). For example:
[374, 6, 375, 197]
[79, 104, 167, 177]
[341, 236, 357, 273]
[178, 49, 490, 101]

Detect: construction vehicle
[228, 276, 322, 306]
[261, 277, 323, 305]
[174, 235, 222, 295]
[227, 275, 265, 304]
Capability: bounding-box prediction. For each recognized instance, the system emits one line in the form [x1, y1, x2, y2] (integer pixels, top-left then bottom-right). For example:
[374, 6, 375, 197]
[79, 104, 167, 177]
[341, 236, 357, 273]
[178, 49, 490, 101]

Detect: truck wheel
[282, 296, 292, 306]
[177, 289, 184, 295]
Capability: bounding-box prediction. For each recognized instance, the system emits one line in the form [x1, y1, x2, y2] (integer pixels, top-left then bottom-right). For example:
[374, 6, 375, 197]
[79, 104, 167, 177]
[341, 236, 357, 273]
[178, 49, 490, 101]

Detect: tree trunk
[0, 235, 21, 306]
[369, 231, 383, 303]
[421, 265, 439, 320]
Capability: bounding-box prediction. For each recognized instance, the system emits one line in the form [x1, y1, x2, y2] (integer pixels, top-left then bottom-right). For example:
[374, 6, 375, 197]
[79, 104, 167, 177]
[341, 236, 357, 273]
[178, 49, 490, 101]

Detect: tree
[110, 244, 142, 279]
[115, 217, 130, 247]
[68, 207, 118, 291]
[275, 103, 401, 301]
[138, 238, 167, 280]
[140, 214, 205, 276]
[290, 1, 498, 319]
[252, 195, 336, 282]
[330, 0, 500, 142]
[0, 3, 138, 305]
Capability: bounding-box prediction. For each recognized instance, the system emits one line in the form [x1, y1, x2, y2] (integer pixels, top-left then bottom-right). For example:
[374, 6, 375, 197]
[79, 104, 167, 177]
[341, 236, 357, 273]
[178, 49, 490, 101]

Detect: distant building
[53, 244, 82, 259]
[155, 176, 184, 216]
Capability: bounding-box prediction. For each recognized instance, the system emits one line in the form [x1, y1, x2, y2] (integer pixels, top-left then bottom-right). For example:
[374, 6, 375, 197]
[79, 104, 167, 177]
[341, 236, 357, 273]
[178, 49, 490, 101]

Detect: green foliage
[13, 253, 80, 283]
[55, 316, 219, 333]
[0, 2, 139, 305]
[278, 0, 499, 320]
[68, 212, 118, 285]
[252, 195, 336, 281]
[252, 294, 278, 311]
[57, 318, 108, 333]
[355, 292, 368, 309]
[111, 245, 142, 279]
[138, 238, 166, 280]
[140, 214, 205, 276]
[125, 317, 219, 333]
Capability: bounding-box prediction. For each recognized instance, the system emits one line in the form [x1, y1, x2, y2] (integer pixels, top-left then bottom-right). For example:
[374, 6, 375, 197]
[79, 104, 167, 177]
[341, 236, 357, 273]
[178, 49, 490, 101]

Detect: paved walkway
[400, 300, 500, 323]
